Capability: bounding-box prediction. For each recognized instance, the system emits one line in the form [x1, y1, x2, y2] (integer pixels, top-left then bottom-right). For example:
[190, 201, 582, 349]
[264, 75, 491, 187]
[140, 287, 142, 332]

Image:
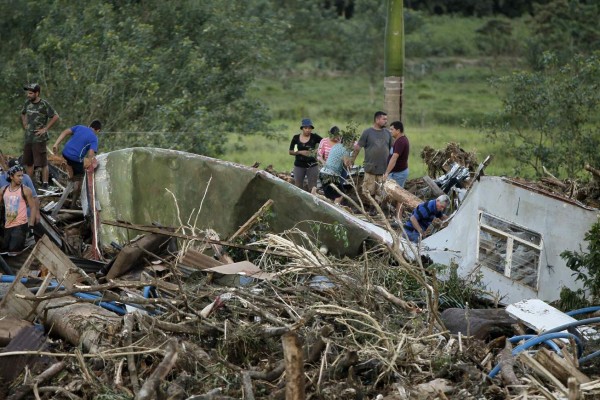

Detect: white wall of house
[423, 176, 599, 304]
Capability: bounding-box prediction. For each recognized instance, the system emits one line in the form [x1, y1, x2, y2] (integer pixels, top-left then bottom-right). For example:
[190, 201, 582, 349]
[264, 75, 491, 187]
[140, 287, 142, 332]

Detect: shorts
[319, 173, 344, 200]
[362, 172, 385, 196]
[22, 142, 48, 167]
[3, 223, 28, 254]
[65, 156, 85, 177]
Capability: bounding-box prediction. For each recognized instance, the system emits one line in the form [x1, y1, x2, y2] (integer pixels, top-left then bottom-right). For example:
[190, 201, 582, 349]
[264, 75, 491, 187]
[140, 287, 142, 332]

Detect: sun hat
[300, 118, 314, 129]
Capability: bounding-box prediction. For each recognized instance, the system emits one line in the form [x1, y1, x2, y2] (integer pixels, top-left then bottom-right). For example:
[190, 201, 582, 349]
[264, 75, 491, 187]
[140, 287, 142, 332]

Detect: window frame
[476, 211, 543, 290]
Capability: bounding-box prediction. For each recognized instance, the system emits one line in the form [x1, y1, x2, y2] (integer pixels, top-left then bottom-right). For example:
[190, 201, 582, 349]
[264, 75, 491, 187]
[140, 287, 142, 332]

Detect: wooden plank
[0, 283, 40, 321]
[282, 332, 305, 400]
[422, 175, 445, 197]
[0, 249, 38, 320]
[50, 181, 74, 218]
[0, 317, 33, 346]
[34, 235, 88, 288]
[179, 249, 224, 270]
[519, 352, 568, 395]
[0, 235, 89, 321]
[535, 348, 590, 385]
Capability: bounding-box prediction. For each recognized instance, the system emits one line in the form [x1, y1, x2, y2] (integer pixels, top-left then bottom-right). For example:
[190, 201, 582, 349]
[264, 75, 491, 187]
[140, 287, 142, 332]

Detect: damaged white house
[422, 176, 599, 304]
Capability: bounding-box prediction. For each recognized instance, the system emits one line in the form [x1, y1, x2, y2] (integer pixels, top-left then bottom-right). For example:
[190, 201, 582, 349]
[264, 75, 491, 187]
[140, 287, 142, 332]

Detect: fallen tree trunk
[383, 180, 422, 211]
[585, 164, 600, 181]
[40, 299, 122, 353]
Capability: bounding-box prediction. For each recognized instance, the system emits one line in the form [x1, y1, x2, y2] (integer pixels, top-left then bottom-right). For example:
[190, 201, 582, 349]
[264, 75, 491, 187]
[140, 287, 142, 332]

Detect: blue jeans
[389, 169, 409, 188]
[404, 226, 420, 243]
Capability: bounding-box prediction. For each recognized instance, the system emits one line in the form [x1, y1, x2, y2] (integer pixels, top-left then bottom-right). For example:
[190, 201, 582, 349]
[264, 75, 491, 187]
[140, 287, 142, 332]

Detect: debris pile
[420, 142, 479, 179]
[0, 148, 600, 399]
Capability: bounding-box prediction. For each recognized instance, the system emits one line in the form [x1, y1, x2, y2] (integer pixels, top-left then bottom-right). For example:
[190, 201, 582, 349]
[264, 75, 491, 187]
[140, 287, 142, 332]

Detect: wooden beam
[50, 181, 74, 218]
[282, 332, 305, 400]
[535, 348, 590, 386]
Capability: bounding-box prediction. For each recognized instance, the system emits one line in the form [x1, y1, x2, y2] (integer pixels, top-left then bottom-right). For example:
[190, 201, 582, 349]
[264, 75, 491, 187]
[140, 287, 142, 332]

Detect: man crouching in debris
[1, 164, 38, 255]
[52, 120, 102, 202]
[403, 194, 450, 243]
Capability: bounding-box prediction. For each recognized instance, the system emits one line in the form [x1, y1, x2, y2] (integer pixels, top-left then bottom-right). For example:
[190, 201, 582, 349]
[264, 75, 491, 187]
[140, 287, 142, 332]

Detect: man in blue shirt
[404, 194, 450, 242]
[53, 120, 102, 176]
[52, 120, 101, 202]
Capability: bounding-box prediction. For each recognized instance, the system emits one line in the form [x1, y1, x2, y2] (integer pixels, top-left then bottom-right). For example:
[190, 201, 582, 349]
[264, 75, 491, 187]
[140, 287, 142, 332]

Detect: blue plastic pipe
[1, 275, 29, 284]
[566, 306, 600, 317]
[509, 335, 562, 354]
[489, 332, 584, 378]
[73, 292, 126, 315]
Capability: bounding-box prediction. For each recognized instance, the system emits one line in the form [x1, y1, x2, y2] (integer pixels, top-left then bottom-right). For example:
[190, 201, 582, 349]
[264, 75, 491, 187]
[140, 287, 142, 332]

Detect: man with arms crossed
[21, 83, 60, 190]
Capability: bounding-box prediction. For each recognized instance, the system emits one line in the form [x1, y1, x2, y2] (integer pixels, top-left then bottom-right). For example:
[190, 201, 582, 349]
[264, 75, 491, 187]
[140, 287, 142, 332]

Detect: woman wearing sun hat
[288, 118, 322, 192]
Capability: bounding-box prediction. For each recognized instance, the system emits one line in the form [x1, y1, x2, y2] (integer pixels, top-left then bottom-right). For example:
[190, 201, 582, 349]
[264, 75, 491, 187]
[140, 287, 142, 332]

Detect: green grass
[224, 60, 523, 178]
[223, 122, 518, 179]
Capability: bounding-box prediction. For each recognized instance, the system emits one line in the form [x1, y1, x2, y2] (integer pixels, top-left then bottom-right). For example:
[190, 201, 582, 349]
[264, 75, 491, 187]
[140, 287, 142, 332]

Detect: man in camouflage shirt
[21, 83, 60, 190]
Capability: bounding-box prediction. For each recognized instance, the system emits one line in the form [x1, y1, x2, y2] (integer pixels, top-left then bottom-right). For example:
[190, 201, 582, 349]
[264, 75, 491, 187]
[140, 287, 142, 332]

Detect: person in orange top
[1, 164, 37, 255]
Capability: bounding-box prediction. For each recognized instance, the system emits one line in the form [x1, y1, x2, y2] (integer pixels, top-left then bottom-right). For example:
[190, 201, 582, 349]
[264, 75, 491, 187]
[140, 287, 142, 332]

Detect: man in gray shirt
[353, 111, 393, 198]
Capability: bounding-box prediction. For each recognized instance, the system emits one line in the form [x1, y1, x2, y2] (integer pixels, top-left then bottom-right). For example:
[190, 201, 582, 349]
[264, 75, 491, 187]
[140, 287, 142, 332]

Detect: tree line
[0, 0, 598, 176]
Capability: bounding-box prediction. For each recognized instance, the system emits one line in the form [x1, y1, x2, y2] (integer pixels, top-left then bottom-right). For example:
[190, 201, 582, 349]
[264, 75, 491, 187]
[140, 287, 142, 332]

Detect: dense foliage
[0, 0, 597, 166]
[528, 0, 600, 68]
[486, 53, 600, 177]
[0, 0, 284, 155]
[561, 218, 600, 303]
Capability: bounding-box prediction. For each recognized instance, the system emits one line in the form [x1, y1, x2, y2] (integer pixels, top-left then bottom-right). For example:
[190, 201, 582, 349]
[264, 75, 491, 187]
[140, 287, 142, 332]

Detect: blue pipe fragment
[489, 332, 584, 378]
[566, 306, 600, 317]
[73, 292, 126, 315]
[0, 275, 29, 284]
[509, 335, 562, 354]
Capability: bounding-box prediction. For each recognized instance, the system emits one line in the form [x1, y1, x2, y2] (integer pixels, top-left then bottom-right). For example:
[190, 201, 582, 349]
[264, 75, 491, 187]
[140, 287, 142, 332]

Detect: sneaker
[42, 182, 49, 190]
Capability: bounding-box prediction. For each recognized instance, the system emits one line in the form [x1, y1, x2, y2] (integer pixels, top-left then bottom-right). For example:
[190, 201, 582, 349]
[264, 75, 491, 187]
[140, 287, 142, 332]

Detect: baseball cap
[23, 83, 41, 92]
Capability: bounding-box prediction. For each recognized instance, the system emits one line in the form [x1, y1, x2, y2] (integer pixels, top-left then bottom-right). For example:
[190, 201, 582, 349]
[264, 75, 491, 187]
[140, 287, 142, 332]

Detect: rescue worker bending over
[404, 194, 450, 243]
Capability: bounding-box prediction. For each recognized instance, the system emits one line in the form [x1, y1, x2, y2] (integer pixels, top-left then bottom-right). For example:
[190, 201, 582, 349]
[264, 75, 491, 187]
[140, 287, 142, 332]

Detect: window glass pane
[478, 227, 507, 275]
[480, 213, 541, 245]
[510, 242, 539, 289]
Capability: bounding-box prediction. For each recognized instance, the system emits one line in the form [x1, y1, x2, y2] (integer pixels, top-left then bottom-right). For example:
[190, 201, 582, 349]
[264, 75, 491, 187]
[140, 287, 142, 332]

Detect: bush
[561, 217, 600, 302]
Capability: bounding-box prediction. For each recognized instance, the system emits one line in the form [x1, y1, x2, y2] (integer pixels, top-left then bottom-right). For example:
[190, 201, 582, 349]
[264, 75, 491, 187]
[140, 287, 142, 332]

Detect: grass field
[223, 60, 522, 178]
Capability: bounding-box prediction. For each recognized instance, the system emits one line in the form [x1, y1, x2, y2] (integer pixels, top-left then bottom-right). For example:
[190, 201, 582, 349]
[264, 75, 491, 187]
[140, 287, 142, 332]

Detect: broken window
[477, 212, 542, 289]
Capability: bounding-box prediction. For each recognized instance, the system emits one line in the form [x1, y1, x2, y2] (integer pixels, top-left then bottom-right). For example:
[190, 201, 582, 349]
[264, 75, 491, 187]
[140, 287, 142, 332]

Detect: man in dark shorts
[52, 120, 102, 202]
[21, 83, 60, 190]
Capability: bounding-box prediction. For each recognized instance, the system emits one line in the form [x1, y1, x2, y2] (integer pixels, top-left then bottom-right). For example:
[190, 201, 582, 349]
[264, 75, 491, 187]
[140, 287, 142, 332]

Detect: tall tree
[486, 53, 600, 177]
[383, 0, 405, 122]
[0, 0, 284, 157]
